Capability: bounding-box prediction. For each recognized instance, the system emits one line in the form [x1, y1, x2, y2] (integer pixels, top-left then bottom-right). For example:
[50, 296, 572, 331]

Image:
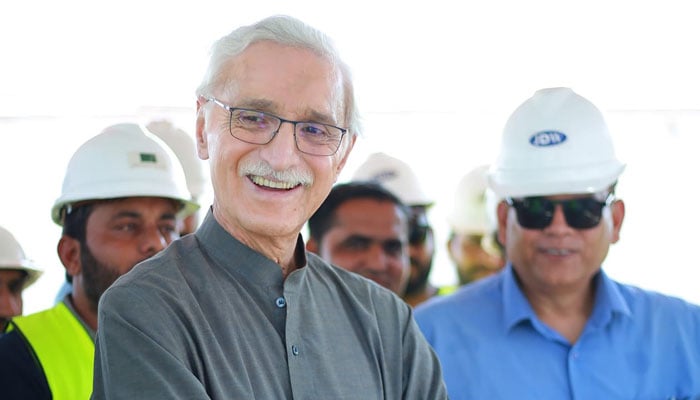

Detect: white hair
[196, 15, 361, 137]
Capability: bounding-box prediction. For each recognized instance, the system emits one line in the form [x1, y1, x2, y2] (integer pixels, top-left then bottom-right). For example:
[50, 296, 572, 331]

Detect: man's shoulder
[9, 303, 75, 332]
[0, 329, 31, 356]
[615, 280, 700, 315]
[101, 250, 193, 316]
[113, 237, 200, 289]
[306, 252, 392, 288]
[0, 329, 49, 397]
[305, 251, 408, 308]
[416, 274, 501, 314]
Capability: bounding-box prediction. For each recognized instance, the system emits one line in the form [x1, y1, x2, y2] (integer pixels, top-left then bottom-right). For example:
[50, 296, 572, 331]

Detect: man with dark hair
[307, 181, 410, 294]
[0, 123, 196, 399]
[352, 152, 439, 307]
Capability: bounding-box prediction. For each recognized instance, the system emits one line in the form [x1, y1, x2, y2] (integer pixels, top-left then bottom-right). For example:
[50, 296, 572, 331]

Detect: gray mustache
[238, 160, 314, 186]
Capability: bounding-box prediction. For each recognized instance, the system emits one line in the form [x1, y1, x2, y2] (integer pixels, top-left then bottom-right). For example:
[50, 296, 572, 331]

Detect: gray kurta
[91, 210, 447, 399]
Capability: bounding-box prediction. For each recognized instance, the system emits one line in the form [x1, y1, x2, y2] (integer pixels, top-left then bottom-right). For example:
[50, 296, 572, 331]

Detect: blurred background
[2, 0, 699, 313]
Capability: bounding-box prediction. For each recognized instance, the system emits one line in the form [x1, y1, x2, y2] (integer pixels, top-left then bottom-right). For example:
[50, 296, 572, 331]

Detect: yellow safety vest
[437, 285, 458, 296]
[10, 302, 94, 400]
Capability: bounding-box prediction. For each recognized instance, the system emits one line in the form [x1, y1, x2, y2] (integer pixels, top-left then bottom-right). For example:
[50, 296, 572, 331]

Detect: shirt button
[275, 297, 286, 308]
[291, 345, 299, 356]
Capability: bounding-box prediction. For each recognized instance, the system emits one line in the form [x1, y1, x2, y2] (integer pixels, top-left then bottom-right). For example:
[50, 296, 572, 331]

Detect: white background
[2, 1, 699, 314]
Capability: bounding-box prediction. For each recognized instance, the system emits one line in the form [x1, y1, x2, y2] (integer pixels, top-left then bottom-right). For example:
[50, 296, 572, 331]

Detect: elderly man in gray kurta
[91, 15, 448, 400]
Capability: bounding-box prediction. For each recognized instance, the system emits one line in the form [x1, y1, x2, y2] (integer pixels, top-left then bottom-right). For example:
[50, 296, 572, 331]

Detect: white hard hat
[489, 87, 625, 198]
[51, 123, 200, 225]
[447, 165, 492, 235]
[352, 152, 432, 206]
[146, 120, 208, 202]
[0, 226, 42, 288]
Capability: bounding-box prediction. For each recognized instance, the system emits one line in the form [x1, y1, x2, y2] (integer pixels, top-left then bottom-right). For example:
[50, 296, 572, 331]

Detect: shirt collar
[501, 263, 632, 333]
[588, 268, 632, 328]
[194, 208, 307, 285]
[501, 263, 535, 331]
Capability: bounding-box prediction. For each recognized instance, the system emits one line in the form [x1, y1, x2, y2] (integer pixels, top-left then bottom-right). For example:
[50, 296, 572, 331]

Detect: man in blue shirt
[415, 87, 700, 399]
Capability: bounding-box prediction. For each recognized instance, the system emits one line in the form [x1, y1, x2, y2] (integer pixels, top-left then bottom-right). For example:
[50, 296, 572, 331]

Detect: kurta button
[291, 345, 299, 356]
[275, 297, 286, 308]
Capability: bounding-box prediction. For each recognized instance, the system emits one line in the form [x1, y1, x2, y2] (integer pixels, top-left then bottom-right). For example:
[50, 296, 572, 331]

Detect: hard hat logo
[129, 152, 166, 170]
[367, 170, 398, 184]
[139, 152, 158, 163]
[529, 131, 567, 147]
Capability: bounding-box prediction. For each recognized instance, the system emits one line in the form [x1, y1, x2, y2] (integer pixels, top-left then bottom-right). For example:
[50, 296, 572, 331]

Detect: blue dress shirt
[415, 264, 700, 400]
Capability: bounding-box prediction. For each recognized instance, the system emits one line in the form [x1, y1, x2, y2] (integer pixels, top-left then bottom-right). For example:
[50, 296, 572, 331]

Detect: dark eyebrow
[382, 238, 404, 246]
[344, 234, 372, 242]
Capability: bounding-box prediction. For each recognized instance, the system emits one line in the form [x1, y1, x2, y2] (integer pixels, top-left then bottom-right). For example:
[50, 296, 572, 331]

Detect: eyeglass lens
[508, 196, 610, 230]
[228, 108, 344, 156]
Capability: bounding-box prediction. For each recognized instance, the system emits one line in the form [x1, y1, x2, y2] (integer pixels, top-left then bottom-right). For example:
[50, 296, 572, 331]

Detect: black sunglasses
[409, 223, 431, 245]
[506, 194, 614, 230]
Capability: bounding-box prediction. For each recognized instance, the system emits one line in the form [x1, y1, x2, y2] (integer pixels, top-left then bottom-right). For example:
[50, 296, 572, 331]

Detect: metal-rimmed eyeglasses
[202, 96, 347, 156]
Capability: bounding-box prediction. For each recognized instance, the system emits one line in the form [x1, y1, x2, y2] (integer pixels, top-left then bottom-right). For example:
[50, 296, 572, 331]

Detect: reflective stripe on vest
[11, 302, 94, 400]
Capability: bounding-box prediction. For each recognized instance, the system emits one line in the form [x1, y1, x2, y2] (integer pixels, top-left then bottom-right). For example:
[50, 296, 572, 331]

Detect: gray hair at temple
[195, 15, 361, 138]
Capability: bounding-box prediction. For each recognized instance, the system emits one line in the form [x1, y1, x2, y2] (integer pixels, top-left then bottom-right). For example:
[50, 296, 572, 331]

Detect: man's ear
[57, 235, 81, 278]
[446, 236, 459, 264]
[496, 201, 509, 247]
[196, 98, 210, 160]
[334, 134, 356, 178]
[610, 199, 625, 244]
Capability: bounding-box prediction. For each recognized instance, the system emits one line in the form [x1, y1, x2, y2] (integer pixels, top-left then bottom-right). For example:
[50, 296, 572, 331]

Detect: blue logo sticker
[529, 130, 567, 147]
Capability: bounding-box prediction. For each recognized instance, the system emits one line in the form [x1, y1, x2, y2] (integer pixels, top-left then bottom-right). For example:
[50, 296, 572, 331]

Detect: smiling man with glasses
[415, 87, 700, 399]
[91, 15, 447, 400]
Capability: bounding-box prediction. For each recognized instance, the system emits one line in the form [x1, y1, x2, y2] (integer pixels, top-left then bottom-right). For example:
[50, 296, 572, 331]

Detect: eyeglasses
[409, 223, 432, 245]
[506, 193, 615, 230]
[203, 97, 347, 156]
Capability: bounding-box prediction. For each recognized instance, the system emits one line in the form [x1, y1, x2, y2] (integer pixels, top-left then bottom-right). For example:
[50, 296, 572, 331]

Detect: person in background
[0, 225, 42, 331]
[415, 87, 700, 399]
[91, 15, 447, 399]
[352, 152, 440, 307]
[306, 181, 411, 295]
[147, 119, 208, 235]
[0, 123, 197, 400]
[445, 165, 505, 287]
[53, 119, 209, 303]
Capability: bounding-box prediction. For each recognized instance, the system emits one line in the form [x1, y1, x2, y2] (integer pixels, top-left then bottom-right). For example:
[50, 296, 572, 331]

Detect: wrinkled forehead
[217, 42, 345, 118]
